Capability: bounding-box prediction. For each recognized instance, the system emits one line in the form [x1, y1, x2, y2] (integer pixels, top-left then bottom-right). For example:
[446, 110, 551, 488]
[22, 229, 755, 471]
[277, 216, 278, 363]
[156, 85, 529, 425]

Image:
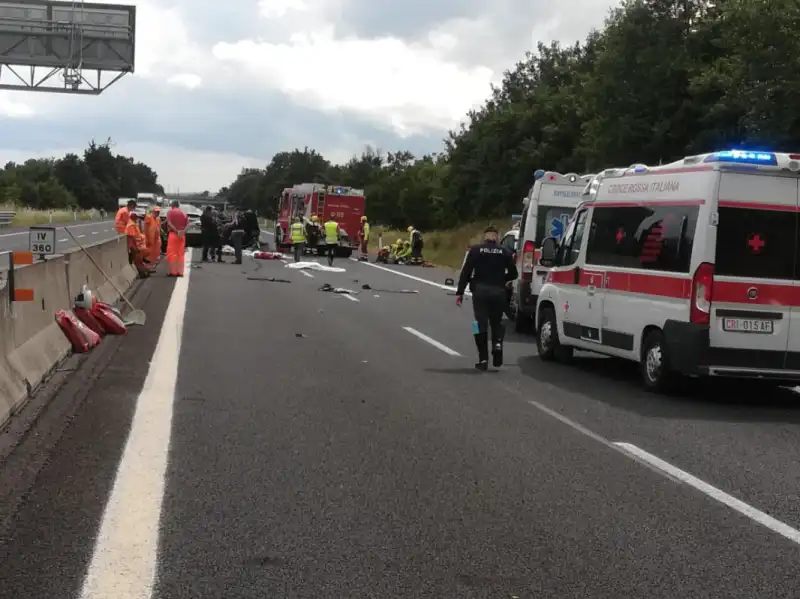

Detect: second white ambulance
[513, 170, 595, 332]
[535, 150, 800, 392]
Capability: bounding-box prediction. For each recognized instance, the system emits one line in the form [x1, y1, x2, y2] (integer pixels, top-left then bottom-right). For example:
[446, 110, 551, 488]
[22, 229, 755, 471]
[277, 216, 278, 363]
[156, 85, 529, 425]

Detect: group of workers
[115, 199, 188, 278]
[289, 214, 373, 264]
[379, 226, 424, 264]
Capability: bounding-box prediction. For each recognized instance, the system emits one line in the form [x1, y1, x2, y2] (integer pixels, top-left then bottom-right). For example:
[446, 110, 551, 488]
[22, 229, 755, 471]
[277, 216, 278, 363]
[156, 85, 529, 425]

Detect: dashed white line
[300, 270, 314, 278]
[614, 442, 800, 546]
[79, 250, 192, 598]
[59, 238, 68, 242]
[340, 293, 359, 302]
[402, 326, 461, 355]
[92, 231, 98, 234]
[77, 234, 85, 238]
[352, 258, 471, 296]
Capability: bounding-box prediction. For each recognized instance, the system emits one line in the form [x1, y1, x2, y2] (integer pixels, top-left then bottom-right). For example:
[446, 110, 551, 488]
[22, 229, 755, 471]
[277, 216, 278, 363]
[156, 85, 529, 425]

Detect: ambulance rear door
[710, 172, 798, 373]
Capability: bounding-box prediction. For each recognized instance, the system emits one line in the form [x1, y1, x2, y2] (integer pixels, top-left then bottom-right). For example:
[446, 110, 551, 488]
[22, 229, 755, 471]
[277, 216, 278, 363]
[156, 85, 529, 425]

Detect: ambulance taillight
[690, 263, 714, 324]
[521, 240, 536, 281]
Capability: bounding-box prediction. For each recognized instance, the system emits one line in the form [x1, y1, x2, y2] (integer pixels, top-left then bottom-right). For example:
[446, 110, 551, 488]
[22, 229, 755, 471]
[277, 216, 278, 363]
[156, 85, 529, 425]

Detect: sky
[0, 0, 619, 192]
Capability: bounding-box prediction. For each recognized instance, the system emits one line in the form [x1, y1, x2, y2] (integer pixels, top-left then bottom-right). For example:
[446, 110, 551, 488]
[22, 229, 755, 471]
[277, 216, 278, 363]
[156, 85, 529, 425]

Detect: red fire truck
[274, 183, 366, 257]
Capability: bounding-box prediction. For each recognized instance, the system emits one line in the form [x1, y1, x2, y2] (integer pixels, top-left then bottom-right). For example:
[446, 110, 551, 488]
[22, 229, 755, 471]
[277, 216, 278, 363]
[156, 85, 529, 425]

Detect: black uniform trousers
[472, 283, 506, 360]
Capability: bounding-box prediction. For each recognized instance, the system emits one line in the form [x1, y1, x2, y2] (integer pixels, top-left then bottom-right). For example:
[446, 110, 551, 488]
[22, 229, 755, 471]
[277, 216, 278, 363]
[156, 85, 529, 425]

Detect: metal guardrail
[0, 210, 16, 228]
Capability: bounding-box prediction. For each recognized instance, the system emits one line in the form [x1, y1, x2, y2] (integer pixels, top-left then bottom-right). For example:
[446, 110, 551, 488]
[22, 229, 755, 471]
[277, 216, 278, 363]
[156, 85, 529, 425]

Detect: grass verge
[5, 207, 98, 227]
[368, 221, 514, 270]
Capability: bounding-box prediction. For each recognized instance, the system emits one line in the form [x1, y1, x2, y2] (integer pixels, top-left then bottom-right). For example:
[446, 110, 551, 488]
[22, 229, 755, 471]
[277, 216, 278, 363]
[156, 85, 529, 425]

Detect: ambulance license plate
[722, 318, 773, 334]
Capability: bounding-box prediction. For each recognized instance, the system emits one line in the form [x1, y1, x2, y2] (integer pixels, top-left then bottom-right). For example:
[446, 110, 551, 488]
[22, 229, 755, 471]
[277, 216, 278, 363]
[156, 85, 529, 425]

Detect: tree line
[222, 0, 800, 230]
[0, 139, 163, 211]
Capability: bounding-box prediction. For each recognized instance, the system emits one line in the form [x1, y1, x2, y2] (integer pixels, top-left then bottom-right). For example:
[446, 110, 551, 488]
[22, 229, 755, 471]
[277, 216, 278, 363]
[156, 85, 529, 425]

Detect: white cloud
[0, 0, 620, 189]
[167, 73, 203, 89]
[212, 27, 495, 136]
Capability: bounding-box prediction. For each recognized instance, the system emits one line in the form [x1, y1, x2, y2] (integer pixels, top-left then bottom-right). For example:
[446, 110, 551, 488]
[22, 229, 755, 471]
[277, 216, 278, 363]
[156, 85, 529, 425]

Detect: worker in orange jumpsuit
[144, 206, 162, 264]
[165, 199, 188, 277]
[125, 213, 153, 277]
[115, 199, 136, 234]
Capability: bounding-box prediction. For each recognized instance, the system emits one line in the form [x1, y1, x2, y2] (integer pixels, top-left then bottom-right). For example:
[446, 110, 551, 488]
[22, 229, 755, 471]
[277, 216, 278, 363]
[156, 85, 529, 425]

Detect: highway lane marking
[340, 293, 359, 302]
[496, 381, 800, 548]
[300, 270, 314, 278]
[0, 220, 111, 238]
[59, 238, 68, 242]
[79, 249, 192, 599]
[351, 258, 472, 296]
[614, 442, 800, 546]
[92, 231, 98, 234]
[78, 234, 86, 238]
[403, 326, 461, 355]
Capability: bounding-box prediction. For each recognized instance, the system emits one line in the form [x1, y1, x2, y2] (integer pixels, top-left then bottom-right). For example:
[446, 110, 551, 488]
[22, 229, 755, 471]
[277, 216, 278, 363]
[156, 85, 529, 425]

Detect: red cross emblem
[747, 234, 765, 253]
[564, 301, 569, 312]
[615, 228, 625, 243]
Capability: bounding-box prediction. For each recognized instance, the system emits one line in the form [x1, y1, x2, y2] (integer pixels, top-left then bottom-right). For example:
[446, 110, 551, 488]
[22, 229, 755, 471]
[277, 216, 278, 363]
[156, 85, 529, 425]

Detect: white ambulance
[512, 170, 595, 332]
[535, 149, 800, 392]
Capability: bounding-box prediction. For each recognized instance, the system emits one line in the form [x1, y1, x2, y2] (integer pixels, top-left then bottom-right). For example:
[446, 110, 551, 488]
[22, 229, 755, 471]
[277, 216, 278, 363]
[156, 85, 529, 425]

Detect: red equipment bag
[74, 306, 106, 337]
[253, 251, 282, 260]
[91, 302, 128, 335]
[56, 310, 101, 353]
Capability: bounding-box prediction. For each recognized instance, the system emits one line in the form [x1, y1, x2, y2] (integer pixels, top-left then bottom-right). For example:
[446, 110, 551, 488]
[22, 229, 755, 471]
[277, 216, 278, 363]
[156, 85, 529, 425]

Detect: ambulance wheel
[536, 306, 572, 362]
[640, 330, 676, 393]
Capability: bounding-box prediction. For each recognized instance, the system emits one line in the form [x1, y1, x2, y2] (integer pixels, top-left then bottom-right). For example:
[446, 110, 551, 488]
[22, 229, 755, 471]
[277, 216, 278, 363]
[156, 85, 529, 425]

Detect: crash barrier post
[0, 236, 137, 430]
[0, 210, 16, 228]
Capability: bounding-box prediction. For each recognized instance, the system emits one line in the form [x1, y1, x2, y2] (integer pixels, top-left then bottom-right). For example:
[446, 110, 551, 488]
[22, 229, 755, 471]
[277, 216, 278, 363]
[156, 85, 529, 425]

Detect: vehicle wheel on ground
[640, 329, 676, 393]
[536, 306, 572, 362]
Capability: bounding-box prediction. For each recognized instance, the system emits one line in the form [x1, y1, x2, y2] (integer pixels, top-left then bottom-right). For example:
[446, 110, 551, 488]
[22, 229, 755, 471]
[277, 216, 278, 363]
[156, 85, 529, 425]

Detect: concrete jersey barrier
[0, 236, 137, 429]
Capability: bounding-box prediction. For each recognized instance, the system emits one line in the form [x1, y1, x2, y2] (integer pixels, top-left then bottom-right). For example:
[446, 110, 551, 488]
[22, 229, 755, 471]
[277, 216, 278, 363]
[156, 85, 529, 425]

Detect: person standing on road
[408, 225, 424, 265]
[201, 205, 222, 263]
[125, 213, 153, 278]
[115, 199, 136, 234]
[166, 199, 188, 277]
[359, 215, 370, 260]
[455, 225, 518, 371]
[144, 206, 161, 264]
[290, 217, 306, 262]
[323, 216, 340, 266]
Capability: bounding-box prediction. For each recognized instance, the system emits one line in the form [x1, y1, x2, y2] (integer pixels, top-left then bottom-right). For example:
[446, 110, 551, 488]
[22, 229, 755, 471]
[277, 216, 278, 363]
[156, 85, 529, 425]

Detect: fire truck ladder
[317, 188, 326, 219]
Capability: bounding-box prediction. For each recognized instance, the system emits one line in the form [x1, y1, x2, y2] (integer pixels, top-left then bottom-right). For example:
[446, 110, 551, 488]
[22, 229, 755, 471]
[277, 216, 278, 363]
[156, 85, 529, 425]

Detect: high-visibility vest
[324, 221, 339, 243]
[115, 207, 129, 233]
[362, 222, 370, 240]
[290, 222, 306, 243]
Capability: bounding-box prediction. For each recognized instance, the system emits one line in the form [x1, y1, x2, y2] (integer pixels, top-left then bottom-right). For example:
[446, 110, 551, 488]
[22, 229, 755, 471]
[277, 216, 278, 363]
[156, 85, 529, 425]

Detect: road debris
[361, 283, 418, 294]
[247, 276, 292, 283]
[318, 283, 359, 295]
[295, 333, 307, 338]
[444, 278, 455, 286]
[286, 261, 346, 272]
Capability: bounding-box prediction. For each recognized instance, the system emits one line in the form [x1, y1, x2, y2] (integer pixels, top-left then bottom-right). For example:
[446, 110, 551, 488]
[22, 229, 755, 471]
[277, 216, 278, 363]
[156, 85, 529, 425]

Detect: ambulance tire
[536, 305, 572, 362]
[640, 329, 676, 393]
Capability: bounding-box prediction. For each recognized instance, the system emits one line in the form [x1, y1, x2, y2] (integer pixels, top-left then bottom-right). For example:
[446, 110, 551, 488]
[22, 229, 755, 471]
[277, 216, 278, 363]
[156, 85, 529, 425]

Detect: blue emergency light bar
[534, 169, 545, 180]
[704, 150, 777, 166]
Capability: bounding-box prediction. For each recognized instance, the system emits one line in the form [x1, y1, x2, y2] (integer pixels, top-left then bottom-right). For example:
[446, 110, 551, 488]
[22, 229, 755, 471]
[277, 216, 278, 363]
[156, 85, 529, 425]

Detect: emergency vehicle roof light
[704, 150, 777, 166]
[534, 169, 545, 180]
[565, 173, 578, 182]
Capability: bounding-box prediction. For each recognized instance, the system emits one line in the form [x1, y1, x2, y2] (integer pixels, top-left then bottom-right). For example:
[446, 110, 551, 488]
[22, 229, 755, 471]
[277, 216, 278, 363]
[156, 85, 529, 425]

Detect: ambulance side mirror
[539, 237, 557, 267]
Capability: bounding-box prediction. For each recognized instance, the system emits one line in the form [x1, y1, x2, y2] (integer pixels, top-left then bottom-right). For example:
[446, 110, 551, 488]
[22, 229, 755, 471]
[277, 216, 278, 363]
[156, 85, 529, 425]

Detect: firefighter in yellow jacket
[290, 217, 306, 262]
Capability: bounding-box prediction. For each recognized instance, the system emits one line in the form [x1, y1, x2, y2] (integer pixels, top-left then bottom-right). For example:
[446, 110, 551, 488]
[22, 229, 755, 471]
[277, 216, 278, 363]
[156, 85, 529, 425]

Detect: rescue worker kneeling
[395, 239, 412, 263]
[126, 213, 153, 278]
[455, 225, 518, 371]
[290, 217, 306, 262]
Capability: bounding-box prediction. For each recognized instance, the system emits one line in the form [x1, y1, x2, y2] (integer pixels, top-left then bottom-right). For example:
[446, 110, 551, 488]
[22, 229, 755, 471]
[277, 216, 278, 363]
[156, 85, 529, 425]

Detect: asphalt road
[2, 249, 800, 598]
[0, 219, 119, 269]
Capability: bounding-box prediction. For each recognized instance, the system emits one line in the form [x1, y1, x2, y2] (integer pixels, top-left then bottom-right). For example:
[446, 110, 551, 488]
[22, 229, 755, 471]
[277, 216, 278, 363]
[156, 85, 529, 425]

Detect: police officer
[290, 217, 306, 262]
[455, 225, 519, 371]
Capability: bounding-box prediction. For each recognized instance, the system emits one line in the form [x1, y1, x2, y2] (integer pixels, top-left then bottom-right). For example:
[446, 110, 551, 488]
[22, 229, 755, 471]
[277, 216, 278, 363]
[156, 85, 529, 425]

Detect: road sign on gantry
[0, 0, 135, 95]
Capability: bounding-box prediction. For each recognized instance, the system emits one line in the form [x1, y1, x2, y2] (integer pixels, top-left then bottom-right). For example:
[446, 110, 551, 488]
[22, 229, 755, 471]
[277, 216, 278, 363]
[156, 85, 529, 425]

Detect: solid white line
[352, 258, 471, 296]
[79, 249, 192, 598]
[0, 220, 111, 238]
[614, 442, 800, 546]
[402, 326, 461, 356]
[340, 293, 359, 302]
[300, 270, 314, 278]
